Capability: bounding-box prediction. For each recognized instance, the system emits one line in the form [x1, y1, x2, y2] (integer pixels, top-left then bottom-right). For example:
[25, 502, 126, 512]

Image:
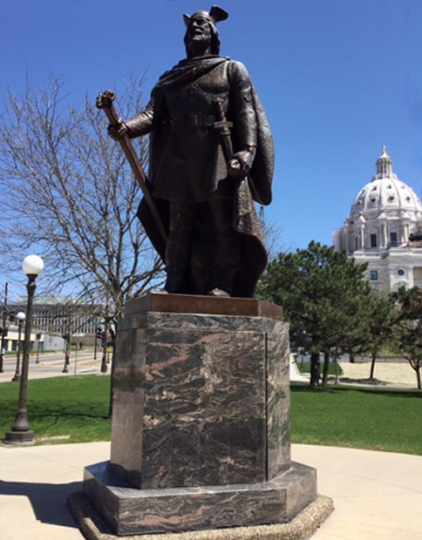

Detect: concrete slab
[0, 442, 421, 539]
[293, 445, 422, 540]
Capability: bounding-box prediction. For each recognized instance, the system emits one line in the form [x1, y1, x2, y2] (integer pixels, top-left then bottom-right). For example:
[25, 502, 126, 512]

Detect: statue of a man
[109, 6, 274, 298]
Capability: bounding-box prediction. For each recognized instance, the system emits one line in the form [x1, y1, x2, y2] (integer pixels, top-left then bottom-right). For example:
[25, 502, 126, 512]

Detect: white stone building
[333, 147, 422, 293]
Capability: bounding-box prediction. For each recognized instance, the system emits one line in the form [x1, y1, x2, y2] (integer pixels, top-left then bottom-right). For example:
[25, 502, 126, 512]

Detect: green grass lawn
[291, 382, 422, 455]
[0, 375, 111, 444]
[1, 376, 420, 455]
[296, 361, 343, 377]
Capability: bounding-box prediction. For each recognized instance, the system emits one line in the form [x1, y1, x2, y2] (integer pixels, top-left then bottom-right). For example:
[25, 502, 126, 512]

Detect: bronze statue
[108, 6, 274, 298]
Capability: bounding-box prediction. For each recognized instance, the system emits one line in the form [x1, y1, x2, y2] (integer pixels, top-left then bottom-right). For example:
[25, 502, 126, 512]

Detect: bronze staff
[96, 90, 168, 246]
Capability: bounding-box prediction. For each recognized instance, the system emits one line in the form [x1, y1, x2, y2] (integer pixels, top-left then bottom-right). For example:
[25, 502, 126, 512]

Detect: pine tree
[391, 287, 422, 390]
[257, 241, 372, 386]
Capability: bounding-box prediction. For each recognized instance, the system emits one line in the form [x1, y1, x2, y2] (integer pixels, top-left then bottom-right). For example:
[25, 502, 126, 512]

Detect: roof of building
[348, 147, 422, 222]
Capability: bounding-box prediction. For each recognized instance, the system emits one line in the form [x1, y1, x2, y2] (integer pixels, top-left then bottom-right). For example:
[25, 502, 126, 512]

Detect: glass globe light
[22, 255, 44, 276]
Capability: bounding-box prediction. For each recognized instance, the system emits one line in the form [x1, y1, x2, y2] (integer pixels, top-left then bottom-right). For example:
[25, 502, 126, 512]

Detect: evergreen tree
[257, 241, 372, 386]
[362, 293, 396, 380]
[391, 286, 422, 390]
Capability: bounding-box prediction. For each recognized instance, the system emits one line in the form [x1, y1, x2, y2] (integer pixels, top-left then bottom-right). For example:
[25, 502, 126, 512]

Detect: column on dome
[333, 229, 342, 251]
[360, 224, 365, 250]
[379, 222, 387, 248]
[404, 224, 409, 243]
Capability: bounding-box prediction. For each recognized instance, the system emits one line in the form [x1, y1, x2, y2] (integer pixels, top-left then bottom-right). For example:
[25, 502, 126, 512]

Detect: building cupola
[374, 146, 393, 179]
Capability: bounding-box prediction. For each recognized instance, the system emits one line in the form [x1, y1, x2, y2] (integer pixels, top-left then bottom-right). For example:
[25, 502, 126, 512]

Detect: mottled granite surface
[110, 298, 290, 489]
[83, 461, 317, 536]
[81, 295, 318, 536]
[69, 490, 333, 540]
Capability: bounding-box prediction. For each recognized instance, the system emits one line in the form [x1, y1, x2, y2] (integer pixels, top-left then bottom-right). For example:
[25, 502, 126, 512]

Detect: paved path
[0, 352, 107, 383]
[290, 355, 420, 389]
[0, 442, 421, 539]
[2, 352, 418, 389]
[340, 361, 418, 388]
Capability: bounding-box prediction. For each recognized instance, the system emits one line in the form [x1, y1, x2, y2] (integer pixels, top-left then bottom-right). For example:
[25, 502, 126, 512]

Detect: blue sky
[2, 0, 422, 258]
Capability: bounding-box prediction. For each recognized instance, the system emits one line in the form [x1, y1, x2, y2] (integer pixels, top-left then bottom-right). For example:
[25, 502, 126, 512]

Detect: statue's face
[186, 15, 212, 48]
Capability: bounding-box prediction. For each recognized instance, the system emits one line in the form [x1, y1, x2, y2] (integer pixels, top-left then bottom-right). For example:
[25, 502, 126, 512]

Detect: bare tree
[0, 75, 164, 330]
[258, 206, 284, 260]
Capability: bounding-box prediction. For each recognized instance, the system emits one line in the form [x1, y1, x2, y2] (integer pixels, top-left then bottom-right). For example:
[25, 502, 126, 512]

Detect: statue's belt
[171, 113, 233, 132]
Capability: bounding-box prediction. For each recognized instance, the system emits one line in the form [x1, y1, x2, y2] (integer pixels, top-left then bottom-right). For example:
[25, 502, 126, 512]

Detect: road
[0, 350, 109, 383]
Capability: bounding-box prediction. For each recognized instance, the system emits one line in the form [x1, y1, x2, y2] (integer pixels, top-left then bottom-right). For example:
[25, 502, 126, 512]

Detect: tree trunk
[407, 358, 422, 391]
[322, 351, 330, 386]
[369, 347, 377, 380]
[310, 352, 320, 387]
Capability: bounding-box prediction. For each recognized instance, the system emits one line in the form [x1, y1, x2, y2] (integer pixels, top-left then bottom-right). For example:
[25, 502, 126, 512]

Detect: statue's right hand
[108, 121, 129, 140]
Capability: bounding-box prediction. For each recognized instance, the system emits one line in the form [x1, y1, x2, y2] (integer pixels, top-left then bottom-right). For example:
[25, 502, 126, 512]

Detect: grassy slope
[291, 382, 422, 455]
[1, 376, 420, 456]
[0, 375, 111, 444]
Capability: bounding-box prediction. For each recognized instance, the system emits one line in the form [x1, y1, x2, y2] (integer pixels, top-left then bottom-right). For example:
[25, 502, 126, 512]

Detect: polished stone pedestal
[83, 460, 317, 536]
[81, 293, 319, 536]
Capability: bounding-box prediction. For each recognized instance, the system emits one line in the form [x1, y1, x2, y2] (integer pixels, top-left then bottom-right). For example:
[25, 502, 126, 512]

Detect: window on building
[390, 232, 398, 247]
[370, 234, 377, 248]
[398, 269, 405, 276]
[370, 270, 378, 281]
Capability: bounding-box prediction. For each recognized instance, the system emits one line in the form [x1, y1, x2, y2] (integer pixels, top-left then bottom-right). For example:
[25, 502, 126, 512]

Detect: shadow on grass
[28, 404, 109, 420]
[291, 381, 422, 399]
[0, 479, 81, 528]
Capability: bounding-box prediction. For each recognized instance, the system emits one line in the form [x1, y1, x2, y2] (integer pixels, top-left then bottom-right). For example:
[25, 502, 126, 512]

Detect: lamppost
[0, 282, 9, 373]
[12, 312, 26, 382]
[35, 333, 42, 364]
[5, 255, 44, 445]
[101, 320, 108, 374]
[62, 332, 70, 373]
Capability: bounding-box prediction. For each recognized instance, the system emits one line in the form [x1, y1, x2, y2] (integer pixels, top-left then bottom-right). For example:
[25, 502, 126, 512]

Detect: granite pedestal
[81, 293, 318, 536]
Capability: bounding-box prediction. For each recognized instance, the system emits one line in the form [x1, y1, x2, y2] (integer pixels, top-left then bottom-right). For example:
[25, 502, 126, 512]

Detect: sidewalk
[0, 352, 105, 384]
[1, 442, 421, 539]
[290, 355, 420, 389]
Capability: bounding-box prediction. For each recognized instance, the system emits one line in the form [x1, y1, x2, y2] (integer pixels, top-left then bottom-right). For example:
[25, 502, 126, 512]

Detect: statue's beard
[187, 34, 211, 56]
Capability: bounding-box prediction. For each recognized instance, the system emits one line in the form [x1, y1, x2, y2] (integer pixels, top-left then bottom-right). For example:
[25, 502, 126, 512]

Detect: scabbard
[214, 100, 234, 163]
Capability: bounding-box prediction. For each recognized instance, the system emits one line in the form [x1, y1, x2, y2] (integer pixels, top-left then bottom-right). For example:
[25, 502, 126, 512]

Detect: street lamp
[5, 255, 44, 445]
[0, 282, 9, 373]
[62, 331, 70, 373]
[101, 321, 108, 374]
[12, 311, 26, 382]
[35, 333, 42, 364]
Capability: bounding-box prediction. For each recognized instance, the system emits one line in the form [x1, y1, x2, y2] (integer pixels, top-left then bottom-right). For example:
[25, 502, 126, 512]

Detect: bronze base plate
[124, 292, 283, 321]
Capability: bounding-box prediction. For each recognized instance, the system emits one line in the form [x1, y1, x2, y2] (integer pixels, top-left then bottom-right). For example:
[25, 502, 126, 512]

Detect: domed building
[333, 147, 422, 292]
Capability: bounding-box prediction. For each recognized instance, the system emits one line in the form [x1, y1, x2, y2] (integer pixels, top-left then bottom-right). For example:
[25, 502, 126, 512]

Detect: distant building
[333, 147, 422, 293]
[7, 296, 101, 349]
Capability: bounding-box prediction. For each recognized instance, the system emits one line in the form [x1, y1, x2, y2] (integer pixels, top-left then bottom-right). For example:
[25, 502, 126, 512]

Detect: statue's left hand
[228, 149, 255, 178]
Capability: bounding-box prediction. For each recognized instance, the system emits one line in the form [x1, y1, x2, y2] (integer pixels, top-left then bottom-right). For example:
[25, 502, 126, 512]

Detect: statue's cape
[137, 56, 275, 297]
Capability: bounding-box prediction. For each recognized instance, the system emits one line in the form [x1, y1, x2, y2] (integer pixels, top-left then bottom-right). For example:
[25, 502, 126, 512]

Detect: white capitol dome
[349, 147, 422, 221]
[334, 147, 422, 292]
